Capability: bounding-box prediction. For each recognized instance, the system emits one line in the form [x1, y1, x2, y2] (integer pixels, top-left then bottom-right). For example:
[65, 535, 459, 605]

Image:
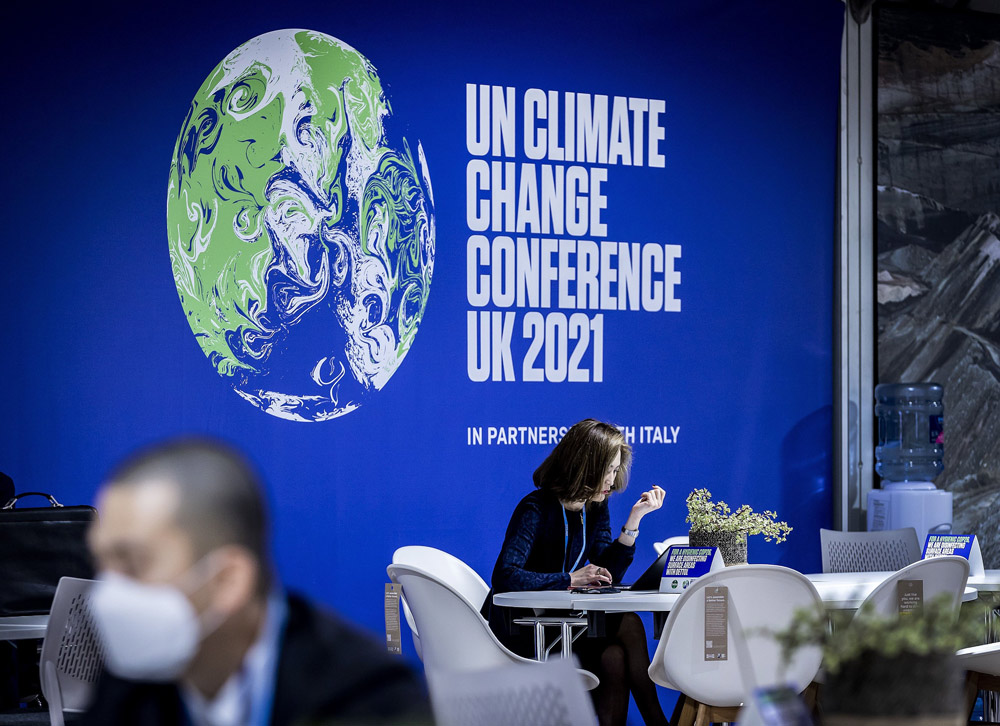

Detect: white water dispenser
[867, 382, 952, 541]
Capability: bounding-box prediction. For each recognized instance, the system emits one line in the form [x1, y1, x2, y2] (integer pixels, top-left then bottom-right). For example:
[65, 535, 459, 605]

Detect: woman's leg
[617, 613, 670, 726]
[591, 643, 629, 726]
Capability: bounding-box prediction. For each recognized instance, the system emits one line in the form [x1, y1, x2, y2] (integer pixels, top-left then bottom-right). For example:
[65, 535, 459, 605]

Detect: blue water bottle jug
[874, 382, 944, 482]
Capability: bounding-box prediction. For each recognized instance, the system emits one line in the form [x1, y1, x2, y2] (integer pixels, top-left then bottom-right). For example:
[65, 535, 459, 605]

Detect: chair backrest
[392, 546, 490, 609]
[649, 565, 823, 708]
[855, 555, 969, 617]
[389, 546, 490, 660]
[820, 527, 921, 573]
[387, 563, 528, 673]
[39, 577, 104, 725]
[653, 535, 690, 556]
[426, 658, 597, 726]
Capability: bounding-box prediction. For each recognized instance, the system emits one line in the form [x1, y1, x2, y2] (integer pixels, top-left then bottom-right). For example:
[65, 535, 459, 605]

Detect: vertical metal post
[834, 8, 875, 532]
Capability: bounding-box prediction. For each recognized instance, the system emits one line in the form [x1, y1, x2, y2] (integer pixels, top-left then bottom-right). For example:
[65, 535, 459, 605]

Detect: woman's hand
[569, 564, 613, 588]
[630, 485, 665, 522]
[618, 486, 665, 545]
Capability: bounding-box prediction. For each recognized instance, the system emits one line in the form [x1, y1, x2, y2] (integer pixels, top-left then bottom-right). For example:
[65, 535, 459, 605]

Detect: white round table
[492, 572, 982, 660]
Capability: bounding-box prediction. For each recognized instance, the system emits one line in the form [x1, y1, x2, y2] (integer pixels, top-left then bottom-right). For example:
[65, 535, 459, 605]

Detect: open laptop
[573, 545, 675, 594]
[619, 544, 675, 591]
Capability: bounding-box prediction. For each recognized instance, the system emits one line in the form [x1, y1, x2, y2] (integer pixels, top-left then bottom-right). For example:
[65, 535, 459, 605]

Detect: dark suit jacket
[80, 593, 431, 726]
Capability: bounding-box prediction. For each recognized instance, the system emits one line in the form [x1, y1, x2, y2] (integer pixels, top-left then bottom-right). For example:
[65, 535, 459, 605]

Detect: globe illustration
[167, 29, 434, 421]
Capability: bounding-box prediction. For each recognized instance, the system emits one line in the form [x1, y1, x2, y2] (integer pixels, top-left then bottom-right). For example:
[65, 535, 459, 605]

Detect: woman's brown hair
[532, 419, 632, 503]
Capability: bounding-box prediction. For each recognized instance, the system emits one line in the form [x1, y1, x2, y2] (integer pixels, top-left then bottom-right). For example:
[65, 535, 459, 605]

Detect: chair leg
[976, 672, 1000, 692]
[669, 693, 687, 726]
[672, 695, 739, 726]
[704, 705, 740, 725]
[672, 694, 698, 726]
[971, 671, 1000, 723]
[42, 661, 64, 726]
[801, 681, 820, 711]
[965, 671, 981, 720]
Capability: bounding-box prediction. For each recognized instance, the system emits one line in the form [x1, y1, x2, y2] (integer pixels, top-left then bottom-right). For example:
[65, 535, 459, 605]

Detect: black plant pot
[823, 650, 963, 722]
[688, 529, 748, 566]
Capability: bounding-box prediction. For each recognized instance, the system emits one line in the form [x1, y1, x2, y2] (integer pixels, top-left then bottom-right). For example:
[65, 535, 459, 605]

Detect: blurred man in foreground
[82, 437, 430, 726]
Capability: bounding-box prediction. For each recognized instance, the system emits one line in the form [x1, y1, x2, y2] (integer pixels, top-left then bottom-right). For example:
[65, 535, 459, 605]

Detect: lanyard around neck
[562, 505, 586, 573]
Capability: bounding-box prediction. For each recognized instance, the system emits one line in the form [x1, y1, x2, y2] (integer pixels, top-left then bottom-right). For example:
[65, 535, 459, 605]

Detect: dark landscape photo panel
[876, 5, 1000, 565]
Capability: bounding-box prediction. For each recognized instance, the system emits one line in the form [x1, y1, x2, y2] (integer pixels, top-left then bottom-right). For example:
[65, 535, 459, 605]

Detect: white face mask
[89, 560, 223, 682]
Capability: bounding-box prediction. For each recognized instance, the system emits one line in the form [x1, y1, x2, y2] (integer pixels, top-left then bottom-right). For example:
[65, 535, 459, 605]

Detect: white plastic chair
[390, 546, 490, 660]
[848, 557, 971, 715]
[386, 562, 599, 691]
[39, 577, 104, 726]
[957, 642, 1000, 717]
[653, 535, 689, 556]
[819, 527, 921, 573]
[648, 565, 823, 725]
[426, 657, 598, 726]
[958, 643, 1000, 678]
[854, 555, 969, 617]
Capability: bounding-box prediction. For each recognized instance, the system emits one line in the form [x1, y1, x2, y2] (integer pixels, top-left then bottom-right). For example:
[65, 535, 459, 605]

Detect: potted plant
[685, 488, 792, 565]
[771, 596, 984, 724]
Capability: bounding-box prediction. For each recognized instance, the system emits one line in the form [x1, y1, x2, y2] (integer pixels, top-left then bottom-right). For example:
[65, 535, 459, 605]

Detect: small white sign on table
[659, 546, 724, 593]
[923, 533, 985, 577]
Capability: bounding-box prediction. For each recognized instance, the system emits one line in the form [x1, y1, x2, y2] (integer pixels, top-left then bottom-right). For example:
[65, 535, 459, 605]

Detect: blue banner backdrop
[2, 0, 843, 667]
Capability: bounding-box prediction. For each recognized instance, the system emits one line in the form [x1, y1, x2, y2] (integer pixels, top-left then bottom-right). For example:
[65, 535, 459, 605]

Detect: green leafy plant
[771, 595, 986, 674]
[685, 488, 792, 543]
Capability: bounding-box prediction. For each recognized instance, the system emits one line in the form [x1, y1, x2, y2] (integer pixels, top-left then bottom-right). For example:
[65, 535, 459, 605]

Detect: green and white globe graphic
[167, 29, 434, 421]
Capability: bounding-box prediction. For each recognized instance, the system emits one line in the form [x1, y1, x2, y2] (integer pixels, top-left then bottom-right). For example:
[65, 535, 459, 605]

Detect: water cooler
[867, 382, 953, 541]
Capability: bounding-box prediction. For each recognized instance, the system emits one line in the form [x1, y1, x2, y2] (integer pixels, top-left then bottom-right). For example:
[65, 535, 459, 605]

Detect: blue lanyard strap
[562, 505, 586, 573]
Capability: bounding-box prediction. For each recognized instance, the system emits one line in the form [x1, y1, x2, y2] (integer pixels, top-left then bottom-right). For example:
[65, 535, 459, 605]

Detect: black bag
[0, 492, 97, 616]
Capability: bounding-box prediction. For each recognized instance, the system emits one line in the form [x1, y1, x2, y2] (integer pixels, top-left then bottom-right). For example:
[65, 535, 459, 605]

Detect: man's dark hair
[107, 437, 272, 594]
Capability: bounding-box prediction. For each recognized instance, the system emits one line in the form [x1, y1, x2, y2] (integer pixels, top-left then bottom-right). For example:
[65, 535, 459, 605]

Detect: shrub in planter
[770, 596, 985, 721]
[687, 528, 749, 566]
[685, 488, 791, 565]
[824, 650, 963, 718]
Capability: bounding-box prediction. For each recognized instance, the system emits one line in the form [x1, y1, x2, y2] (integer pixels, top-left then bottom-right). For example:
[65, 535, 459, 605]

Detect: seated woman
[481, 419, 669, 726]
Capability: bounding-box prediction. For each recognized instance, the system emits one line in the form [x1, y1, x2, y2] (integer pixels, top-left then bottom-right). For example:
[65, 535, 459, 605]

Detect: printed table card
[384, 583, 402, 654]
[704, 585, 729, 661]
[897, 579, 923, 614]
[923, 534, 984, 576]
[660, 546, 724, 593]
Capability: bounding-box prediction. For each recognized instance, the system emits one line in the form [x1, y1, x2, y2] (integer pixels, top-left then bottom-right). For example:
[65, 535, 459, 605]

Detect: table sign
[922, 533, 985, 576]
[659, 546, 724, 593]
[897, 579, 923, 614]
[704, 585, 728, 661]
[384, 583, 402, 655]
